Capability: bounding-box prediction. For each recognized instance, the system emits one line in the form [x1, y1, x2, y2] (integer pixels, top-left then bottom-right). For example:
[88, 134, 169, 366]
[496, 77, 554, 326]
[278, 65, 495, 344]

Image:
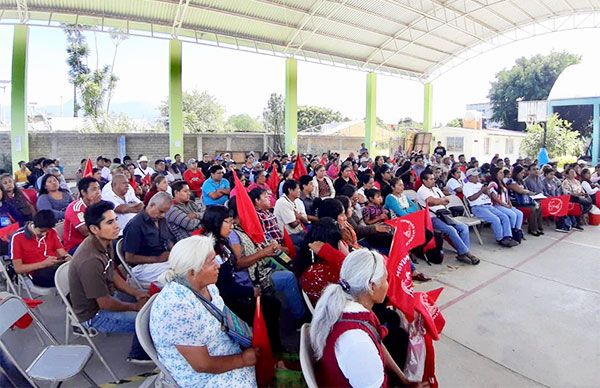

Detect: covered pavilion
[2, 1, 600, 170]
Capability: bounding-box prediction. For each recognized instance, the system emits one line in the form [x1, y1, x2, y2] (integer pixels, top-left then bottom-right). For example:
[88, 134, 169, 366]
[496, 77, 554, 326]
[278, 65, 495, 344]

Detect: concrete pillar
[262, 134, 267, 153]
[365, 72, 377, 152]
[196, 135, 203, 160]
[226, 136, 232, 151]
[169, 39, 183, 158]
[593, 103, 599, 165]
[11, 25, 29, 172]
[423, 82, 433, 131]
[285, 58, 298, 154]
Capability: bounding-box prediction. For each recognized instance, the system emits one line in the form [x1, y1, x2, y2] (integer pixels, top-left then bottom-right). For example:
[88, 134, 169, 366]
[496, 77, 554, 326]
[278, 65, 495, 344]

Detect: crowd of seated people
[2, 144, 599, 387]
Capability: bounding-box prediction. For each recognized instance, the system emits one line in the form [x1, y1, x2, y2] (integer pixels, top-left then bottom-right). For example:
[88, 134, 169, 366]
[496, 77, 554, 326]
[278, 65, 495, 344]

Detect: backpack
[424, 231, 445, 265]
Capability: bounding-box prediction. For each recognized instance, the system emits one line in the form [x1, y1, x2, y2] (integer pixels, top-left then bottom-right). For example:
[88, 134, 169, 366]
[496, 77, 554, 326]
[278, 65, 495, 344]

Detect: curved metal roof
[548, 62, 600, 101]
[1, 0, 600, 81]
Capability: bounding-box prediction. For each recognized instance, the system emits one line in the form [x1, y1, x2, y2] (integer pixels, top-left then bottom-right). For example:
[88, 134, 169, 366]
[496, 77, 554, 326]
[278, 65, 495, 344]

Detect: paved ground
[414, 223, 600, 388]
[2, 222, 598, 387]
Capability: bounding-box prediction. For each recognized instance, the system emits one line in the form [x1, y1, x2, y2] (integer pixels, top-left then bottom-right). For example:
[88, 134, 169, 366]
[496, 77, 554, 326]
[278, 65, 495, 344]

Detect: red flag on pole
[232, 169, 266, 245]
[293, 154, 308, 181]
[252, 296, 275, 386]
[83, 158, 94, 178]
[283, 228, 297, 259]
[386, 227, 414, 322]
[141, 173, 152, 187]
[414, 287, 445, 340]
[540, 195, 569, 217]
[266, 167, 280, 196]
[385, 209, 427, 252]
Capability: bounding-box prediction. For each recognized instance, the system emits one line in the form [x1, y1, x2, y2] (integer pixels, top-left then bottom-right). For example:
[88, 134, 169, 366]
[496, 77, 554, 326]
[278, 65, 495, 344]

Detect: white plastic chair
[115, 238, 144, 289]
[54, 221, 65, 242]
[299, 323, 318, 388]
[135, 293, 178, 388]
[54, 261, 121, 383]
[0, 292, 96, 387]
[447, 195, 484, 245]
[403, 189, 418, 202]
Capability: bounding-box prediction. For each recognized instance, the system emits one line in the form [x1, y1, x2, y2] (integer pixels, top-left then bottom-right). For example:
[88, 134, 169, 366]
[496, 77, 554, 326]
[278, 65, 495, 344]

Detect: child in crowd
[362, 188, 389, 225]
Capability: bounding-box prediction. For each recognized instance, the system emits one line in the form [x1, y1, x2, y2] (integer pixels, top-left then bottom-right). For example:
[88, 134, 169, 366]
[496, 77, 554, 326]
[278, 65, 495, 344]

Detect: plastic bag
[403, 314, 426, 382]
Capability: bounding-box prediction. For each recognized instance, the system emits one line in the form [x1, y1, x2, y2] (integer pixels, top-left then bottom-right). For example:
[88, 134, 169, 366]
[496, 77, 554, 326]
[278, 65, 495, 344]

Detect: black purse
[434, 208, 457, 226]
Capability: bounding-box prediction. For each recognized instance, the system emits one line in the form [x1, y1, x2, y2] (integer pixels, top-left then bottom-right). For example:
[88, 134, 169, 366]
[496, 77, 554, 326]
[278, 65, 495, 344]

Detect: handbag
[176, 280, 253, 349]
[434, 209, 456, 226]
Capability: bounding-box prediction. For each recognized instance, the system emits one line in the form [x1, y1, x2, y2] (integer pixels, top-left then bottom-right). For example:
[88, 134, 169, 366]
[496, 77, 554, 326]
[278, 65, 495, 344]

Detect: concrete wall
[0, 131, 385, 179]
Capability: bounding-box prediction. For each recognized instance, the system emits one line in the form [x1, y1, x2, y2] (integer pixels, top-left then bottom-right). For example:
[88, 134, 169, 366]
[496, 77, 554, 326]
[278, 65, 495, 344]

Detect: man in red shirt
[63, 177, 102, 254]
[11, 210, 70, 287]
[183, 158, 205, 199]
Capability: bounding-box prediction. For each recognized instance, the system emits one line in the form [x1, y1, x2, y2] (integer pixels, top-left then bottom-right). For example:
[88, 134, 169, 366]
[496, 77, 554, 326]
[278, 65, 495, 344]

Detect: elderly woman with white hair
[310, 249, 413, 387]
[149, 236, 258, 388]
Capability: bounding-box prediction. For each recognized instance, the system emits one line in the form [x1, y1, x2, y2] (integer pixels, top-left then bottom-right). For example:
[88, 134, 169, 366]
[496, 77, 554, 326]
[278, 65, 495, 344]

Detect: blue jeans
[431, 217, 470, 255]
[83, 309, 147, 359]
[494, 205, 523, 229]
[472, 204, 512, 241]
[271, 270, 306, 319]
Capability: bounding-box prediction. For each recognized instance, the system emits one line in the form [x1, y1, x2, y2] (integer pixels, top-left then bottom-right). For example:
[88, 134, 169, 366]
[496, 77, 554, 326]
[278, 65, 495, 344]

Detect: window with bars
[446, 136, 464, 152]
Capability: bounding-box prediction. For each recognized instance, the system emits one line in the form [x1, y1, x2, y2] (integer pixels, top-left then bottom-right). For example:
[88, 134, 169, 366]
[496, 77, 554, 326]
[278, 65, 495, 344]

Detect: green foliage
[79, 65, 118, 121]
[297, 105, 346, 131]
[263, 93, 285, 153]
[226, 114, 264, 132]
[159, 90, 226, 133]
[488, 51, 580, 130]
[397, 117, 422, 128]
[446, 118, 463, 127]
[63, 24, 90, 117]
[520, 114, 584, 160]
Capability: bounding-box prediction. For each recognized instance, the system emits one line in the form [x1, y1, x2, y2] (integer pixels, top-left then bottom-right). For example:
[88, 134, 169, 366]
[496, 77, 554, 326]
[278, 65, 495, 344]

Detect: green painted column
[365, 72, 377, 152]
[423, 82, 433, 131]
[285, 58, 297, 154]
[169, 39, 184, 158]
[11, 25, 29, 172]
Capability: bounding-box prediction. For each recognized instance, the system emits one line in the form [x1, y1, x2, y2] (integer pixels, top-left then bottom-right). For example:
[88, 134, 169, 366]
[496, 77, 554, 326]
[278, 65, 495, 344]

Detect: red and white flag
[386, 227, 414, 321]
[540, 195, 569, 217]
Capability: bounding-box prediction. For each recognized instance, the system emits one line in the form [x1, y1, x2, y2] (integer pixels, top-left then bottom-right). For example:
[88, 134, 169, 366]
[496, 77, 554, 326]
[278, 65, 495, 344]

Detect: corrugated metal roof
[1, 0, 599, 81]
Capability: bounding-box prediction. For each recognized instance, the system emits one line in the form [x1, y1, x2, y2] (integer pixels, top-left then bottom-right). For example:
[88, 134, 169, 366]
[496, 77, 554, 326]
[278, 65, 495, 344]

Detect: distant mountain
[33, 100, 160, 120]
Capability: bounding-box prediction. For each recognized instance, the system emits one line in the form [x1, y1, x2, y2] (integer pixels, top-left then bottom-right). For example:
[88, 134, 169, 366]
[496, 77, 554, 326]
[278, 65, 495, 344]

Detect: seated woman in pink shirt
[246, 169, 276, 208]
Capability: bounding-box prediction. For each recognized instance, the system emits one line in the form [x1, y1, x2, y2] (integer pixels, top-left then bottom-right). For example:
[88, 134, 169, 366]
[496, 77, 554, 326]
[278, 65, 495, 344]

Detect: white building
[432, 126, 526, 163]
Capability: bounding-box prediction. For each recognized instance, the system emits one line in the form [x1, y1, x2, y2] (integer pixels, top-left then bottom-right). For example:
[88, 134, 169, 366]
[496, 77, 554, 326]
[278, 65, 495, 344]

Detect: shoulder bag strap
[338, 318, 381, 343]
[175, 280, 226, 327]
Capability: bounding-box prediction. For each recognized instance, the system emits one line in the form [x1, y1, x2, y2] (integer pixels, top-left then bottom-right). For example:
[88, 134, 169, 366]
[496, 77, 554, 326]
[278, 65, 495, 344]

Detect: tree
[263, 93, 284, 153]
[226, 114, 264, 132]
[297, 105, 345, 131]
[159, 90, 226, 133]
[446, 118, 463, 127]
[488, 51, 580, 130]
[63, 24, 90, 117]
[105, 28, 129, 114]
[79, 65, 118, 121]
[520, 114, 584, 161]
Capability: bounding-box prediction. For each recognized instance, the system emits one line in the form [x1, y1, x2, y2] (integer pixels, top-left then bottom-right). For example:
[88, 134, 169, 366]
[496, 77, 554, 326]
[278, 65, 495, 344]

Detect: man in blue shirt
[201, 165, 231, 206]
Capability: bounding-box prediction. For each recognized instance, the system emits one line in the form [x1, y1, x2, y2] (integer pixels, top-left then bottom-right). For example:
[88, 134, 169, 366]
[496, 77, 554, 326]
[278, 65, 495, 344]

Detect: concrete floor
[414, 223, 600, 388]
[2, 223, 598, 387]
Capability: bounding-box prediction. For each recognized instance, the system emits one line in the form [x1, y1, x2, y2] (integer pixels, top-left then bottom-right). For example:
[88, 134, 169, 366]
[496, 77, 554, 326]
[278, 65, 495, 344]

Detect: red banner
[540, 195, 569, 217]
[568, 202, 582, 217]
[293, 154, 308, 181]
[414, 287, 445, 341]
[232, 170, 266, 245]
[253, 296, 275, 386]
[266, 167, 280, 196]
[386, 227, 414, 322]
[385, 209, 427, 252]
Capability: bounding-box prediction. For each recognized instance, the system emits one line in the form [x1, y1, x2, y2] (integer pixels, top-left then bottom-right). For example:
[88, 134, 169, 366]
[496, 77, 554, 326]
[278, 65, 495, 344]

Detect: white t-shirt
[101, 166, 111, 180]
[582, 181, 599, 195]
[334, 302, 384, 388]
[134, 166, 155, 178]
[417, 185, 447, 212]
[101, 186, 142, 232]
[463, 182, 492, 206]
[446, 178, 463, 195]
[273, 195, 305, 234]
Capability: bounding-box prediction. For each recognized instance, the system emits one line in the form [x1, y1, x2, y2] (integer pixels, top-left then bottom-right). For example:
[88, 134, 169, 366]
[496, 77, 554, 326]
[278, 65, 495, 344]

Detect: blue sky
[1, 24, 600, 125]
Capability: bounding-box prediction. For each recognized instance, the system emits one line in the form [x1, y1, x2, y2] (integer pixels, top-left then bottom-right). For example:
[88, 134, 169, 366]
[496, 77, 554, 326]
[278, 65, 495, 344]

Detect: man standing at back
[68, 201, 150, 364]
[63, 177, 102, 254]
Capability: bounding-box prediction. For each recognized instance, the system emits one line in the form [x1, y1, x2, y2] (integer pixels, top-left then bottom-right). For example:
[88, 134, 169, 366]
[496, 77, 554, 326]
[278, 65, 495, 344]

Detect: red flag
[293, 154, 308, 181]
[266, 167, 280, 195]
[423, 334, 439, 388]
[232, 169, 266, 245]
[252, 296, 275, 386]
[414, 288, 445, 340]
[141, 173, 152, 187]
[147, 283, 162, 296]
[596, 193, 600, 208]
[14, 298, 44, 329]
[540, 195, 569, 217]
[0, 223, 20, 242]
[386, 227, 414, 322]
[423, 205, 436, 252]
[282, 228, 297, 259]
[568, 202, 582, 217]
[385, 209, 426, 252]
[83, 158, 94, 178]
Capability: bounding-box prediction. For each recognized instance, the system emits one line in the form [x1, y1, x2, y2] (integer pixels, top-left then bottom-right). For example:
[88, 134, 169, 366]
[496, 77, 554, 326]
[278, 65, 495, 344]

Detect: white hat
[138, 156, 149, 162]
[466, 168, 480, 178]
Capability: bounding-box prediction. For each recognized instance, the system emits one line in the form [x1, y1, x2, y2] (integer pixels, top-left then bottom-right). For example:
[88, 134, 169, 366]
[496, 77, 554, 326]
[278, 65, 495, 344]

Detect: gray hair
[111, 173, 127, 186]
[309, 249, 387, 360]
[148, 191, 172, 207]
[159, 235, 215, 283]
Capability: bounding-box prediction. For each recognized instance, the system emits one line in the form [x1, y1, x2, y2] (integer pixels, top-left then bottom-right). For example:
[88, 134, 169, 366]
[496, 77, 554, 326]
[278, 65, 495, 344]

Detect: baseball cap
[187, 158, 197, 165]
[164, 157, 172, 163]
[466, 168, 480, 178]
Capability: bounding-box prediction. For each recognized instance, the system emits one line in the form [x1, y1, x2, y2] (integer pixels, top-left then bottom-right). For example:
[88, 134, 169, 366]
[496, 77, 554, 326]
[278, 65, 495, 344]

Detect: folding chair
[115, 238, 144, 290]
[0, 292, 96, 387]
[302, 290, 315, 315]
[54, 221, 65, 243]
[54, 262, 120, 383]
[0, 257, 18, 295]
[447, 195, 484, 245]
[299, 323, 318, 388]
[135, 294, 178, 388]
